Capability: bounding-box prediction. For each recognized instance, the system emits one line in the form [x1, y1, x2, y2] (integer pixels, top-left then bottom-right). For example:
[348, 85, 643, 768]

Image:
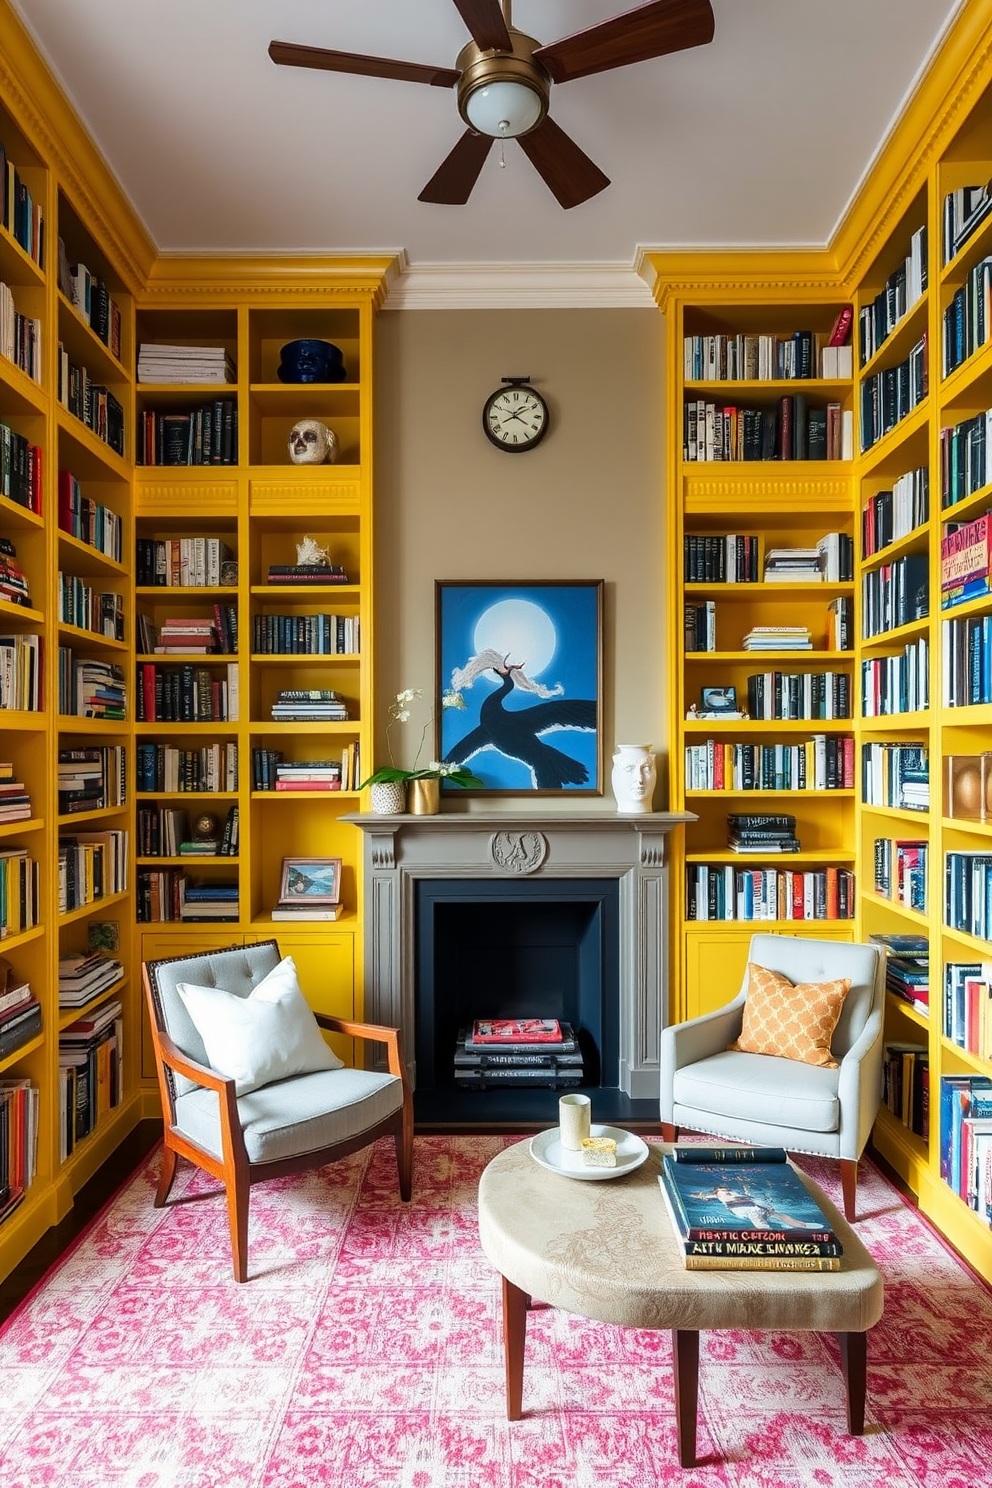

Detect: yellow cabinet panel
[682, 925, 855, 1021]
[139, 930, 245, 1079]
[267, 929, 355, 1066]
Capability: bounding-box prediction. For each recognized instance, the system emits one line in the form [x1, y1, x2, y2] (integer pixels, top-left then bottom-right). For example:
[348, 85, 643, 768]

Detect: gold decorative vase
[409, 778, 440, 816]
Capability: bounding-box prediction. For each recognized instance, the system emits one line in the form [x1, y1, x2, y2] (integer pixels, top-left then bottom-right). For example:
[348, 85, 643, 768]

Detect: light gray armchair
[661, 934, 886, 1220]
[142, 939, 413, 1281]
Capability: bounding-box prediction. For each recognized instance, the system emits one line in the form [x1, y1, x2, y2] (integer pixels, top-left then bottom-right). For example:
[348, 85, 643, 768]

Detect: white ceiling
[10, 0, 966, 303]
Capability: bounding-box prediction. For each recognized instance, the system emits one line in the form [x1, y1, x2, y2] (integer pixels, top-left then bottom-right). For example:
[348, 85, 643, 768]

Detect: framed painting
[277, 857, 342, 905]
[435, 580, 603, 795]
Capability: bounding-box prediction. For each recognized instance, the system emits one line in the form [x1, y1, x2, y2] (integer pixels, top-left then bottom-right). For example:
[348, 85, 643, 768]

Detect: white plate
[529, 1124, 650, 1181]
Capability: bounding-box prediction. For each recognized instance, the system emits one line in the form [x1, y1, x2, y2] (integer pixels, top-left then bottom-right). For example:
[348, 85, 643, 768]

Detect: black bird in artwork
[445, 652, 596, 789]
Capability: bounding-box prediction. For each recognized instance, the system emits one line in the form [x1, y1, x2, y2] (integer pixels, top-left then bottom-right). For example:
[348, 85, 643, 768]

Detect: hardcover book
[659, 1154, 837, 1243]
[469, 1018, 562, 1044]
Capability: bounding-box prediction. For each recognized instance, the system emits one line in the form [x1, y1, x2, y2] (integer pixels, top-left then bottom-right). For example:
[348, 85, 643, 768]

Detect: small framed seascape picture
[435, 579, 603, 795]
[278, 857, 342, 905]
[700, 686, 737, 714]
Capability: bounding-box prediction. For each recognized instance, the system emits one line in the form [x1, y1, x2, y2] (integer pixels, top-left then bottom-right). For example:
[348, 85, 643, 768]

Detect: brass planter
[408, 778, 440, 815]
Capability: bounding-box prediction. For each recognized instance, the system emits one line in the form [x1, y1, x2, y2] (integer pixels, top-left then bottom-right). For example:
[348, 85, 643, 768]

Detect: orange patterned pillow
[728, 962, 851, 1068]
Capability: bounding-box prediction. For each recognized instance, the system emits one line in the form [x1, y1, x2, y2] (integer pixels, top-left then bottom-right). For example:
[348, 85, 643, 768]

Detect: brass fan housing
[455, 31, 550, 138]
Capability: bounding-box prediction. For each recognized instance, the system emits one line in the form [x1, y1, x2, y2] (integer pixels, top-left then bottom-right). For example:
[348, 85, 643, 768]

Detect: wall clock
[482, 376, 549, 453]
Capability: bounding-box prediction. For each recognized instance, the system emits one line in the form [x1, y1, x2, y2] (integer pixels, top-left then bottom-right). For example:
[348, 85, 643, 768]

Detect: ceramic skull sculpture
[288, 419, 338, 465]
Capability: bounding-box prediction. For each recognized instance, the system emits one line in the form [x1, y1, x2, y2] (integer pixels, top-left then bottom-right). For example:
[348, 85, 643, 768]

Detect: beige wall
[373, 306, 669, 808]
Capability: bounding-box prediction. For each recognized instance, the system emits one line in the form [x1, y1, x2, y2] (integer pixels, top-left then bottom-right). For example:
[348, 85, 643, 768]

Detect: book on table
[468, 1018, 563, 1045]
[658, 1150, 842, 1270]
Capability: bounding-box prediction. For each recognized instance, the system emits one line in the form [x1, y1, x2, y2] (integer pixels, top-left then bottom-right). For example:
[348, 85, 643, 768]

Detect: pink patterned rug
[0, 1135, 990, 1487]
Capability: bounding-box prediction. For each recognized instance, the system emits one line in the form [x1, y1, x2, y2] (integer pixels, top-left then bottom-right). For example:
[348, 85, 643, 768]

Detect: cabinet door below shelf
[682, 924, 856, 1021]
[259, 929, 355, 1066]
[139, 929, 248, 1080]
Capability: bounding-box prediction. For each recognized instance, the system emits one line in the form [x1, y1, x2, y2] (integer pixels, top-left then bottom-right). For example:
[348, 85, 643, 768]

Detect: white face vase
[288, 419, 339, 465]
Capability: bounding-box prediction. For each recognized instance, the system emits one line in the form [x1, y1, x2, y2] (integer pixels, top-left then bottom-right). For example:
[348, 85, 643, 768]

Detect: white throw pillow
[176, 955, 344, 1095]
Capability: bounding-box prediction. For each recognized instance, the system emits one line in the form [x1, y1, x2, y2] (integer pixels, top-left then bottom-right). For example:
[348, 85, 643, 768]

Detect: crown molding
[381, 255, 655, 310]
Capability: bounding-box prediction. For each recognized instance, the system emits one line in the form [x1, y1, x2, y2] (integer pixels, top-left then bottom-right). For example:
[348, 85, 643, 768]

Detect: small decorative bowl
[277, 339, 347, 384]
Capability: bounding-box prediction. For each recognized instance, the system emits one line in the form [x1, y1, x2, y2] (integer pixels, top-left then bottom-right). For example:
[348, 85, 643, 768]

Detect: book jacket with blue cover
[661, 1156, 835, 1241]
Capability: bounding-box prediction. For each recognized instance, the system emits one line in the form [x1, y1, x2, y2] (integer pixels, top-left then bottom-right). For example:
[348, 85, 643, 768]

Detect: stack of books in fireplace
[454, 1018, 584, 1090]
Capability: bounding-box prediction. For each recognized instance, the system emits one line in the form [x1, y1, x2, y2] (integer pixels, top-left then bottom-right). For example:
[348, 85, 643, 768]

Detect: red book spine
[274, 780, 341, 791]
[828, 305, 853, 346]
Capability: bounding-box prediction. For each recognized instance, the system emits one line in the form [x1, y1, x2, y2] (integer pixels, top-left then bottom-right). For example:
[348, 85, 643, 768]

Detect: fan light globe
[464, 79, 543, 138]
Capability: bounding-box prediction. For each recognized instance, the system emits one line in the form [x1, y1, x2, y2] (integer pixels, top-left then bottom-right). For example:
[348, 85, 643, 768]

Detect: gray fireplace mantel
[344, 811, 693, 1100]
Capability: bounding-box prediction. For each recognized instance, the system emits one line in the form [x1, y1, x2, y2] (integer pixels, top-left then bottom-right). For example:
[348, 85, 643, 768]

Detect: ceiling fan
[269, 0, 715, 209]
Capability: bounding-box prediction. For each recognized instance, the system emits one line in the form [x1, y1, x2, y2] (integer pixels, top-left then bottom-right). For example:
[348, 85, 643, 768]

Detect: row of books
[942, 256, 992, 379]
[658, 1147, 842, 1272]
[860, 637, 930, 717]
[870, 933, 929, 1016]
[137, 606, 238, 656]
[136, 803, 238, 858]
[0, 1077, 39, 1228]
[61, 255, 122, 360]
[683, 735, 854, 793]
[744, 670, 851, 722]
[1, 140, 44, 267]
[726, 813, 799, 855]
[861, 742, 929, 812]
[945, 851, 992, 942]
[858, 225, 927, 366]
[872, 837, 927, 912]
[135, 537, 234, 589]
[57, 471, 123, 562]
[136, 662, 239, 723]
[0, 281, 41, 383]
[941, 512, 991, 609]
[56, 351, 125, 457]
[251, 752, 343, 792]
[57, 950, 124, 1010]
[0, 971, 41, 1061]
[0, 762, 31, 824]
[138, 402, 238, 466]
[861, 465, 929, 558]
[250, 613, 359, 656]
[683, 533, 760, 585]
[882, 1043, 929, 1140]
[137, 343, 235, 385]
[860, 553, 928, 639]
[944, 961, 992, 1060]
[0, 538, 29, 607]
[683, 398, 848, 462]
[135, 741, 238, 795]
[0, 421, 43, 513]
[135, 870, 239, 923]
[57, 829, 128, 914]
[942, 181, 992, 266]
[940, 408, 992, 511]
[684, 600, 715, 652]
[0, 632, 41, 712]
[57, 653, 125, 720]
[940, 1075, 992, 1221]
[59, 999, 123, 1158]
[0, 847, 40, 938]
[685, 865, 854, 922]
[58, 745, 127, 816]
[859, 332, 928, 452]
[941, 613, 992, 707]
[682, 328, 847, 383]
[57, 572, 125, 641]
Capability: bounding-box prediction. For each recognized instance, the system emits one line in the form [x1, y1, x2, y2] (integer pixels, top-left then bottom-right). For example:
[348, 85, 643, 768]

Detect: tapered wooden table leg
[838, 1331, 867, 1434]
[672, 1328, 700, 1467]
[502, 1275, 530, 1421]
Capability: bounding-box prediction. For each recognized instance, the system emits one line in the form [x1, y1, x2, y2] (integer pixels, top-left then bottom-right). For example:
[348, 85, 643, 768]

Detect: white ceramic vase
[370, 780, 407, 815]
[612, 743, 657, 814]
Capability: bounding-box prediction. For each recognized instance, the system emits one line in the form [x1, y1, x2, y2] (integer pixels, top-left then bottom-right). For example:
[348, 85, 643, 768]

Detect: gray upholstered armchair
[142, 939, 413, 1281]
[661, 934, 886, 1220]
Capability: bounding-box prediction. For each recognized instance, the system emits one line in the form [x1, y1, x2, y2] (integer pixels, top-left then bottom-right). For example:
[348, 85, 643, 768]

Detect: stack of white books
[137, 344, 235, 384]
[763, 548, 823, 582]
[742, 626, 813, 651]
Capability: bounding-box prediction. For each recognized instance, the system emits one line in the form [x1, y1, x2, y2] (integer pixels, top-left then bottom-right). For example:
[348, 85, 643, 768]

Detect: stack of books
[150, 618, 220, 655]
[0, 972, 41, 1059]
[727, 813, 800, 853]
[65, 657, 126, 719]
[271, 689, 348, 723]
[57, 950, 124, 1009]
[742, 625, 812, 651]
[454, 1019, 583, 1091]
[763, 548, 824, 582]
[870, 932, 929, 1015]
[57, 746, 126, 815]
[274, 760, 342, 792]
[266, 562, 349, 586]
[658, 1146, 843, 1271]
[0, 763, 31, 823]
[0, 538, 30, 606]
[179, 880, 239, 921]
[137, 343, 235, 384]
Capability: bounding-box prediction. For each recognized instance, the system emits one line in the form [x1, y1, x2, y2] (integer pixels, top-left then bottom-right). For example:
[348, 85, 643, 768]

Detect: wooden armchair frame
[142, 958, 413, 1282]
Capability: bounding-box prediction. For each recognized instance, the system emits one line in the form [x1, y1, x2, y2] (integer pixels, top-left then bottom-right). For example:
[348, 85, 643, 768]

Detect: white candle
[559, 1093, 592, 1150]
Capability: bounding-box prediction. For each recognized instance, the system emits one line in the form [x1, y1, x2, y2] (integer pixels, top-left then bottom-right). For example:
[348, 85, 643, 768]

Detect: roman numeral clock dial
[482, 376, 549, 453]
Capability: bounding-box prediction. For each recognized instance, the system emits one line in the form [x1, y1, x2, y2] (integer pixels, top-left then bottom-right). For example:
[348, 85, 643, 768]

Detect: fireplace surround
[346, 811, 691, 1123]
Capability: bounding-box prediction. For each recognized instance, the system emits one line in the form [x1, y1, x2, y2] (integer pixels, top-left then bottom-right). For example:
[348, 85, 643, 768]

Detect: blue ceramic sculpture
[277, 339, 347, 384]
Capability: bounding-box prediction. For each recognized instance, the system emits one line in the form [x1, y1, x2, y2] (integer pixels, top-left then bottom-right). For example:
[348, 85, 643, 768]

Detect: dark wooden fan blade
[419, 131, 495, 204]
[533, 0, 715, 85]
[517, 116, 610, 209]
[268, 40, 459, 89]
[451, 0, 512, 53]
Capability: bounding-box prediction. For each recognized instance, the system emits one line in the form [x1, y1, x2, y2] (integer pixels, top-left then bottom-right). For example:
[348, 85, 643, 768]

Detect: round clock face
[483, 384, 549, 452]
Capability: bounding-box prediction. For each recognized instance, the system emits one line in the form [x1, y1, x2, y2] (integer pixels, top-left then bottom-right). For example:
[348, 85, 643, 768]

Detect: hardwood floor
[0, 1120, 163, 1326]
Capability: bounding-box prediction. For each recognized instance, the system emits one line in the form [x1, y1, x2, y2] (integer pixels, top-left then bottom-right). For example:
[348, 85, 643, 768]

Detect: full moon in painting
[473, 599, 557, 681]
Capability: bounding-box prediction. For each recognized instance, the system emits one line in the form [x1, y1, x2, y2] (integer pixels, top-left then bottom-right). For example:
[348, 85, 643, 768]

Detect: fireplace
[345, 810, 691, 1126]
